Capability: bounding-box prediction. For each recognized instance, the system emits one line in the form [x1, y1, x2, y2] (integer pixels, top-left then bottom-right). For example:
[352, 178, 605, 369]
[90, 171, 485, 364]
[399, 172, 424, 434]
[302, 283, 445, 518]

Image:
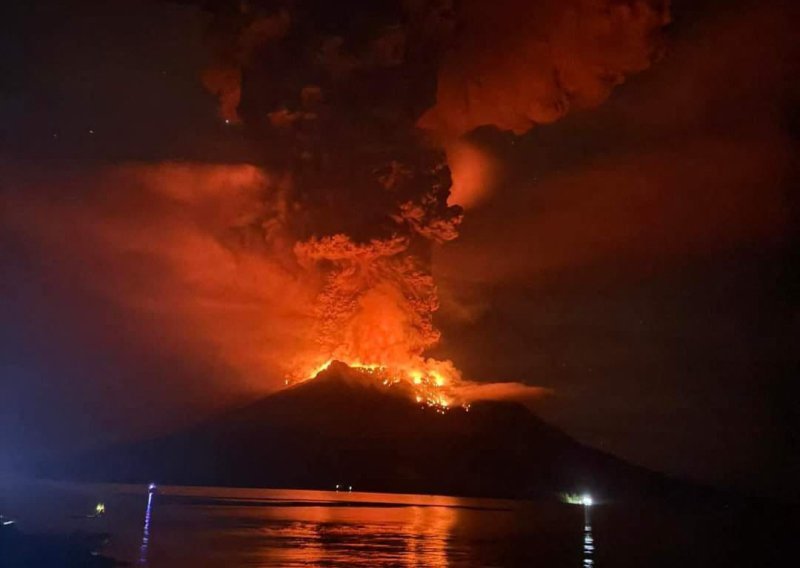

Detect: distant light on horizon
[562, 492, 595, 506]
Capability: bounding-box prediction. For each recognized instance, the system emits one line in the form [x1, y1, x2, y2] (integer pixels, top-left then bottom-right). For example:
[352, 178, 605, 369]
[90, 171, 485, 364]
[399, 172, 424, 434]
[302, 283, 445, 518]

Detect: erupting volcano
[13, 0, 674, 497]
[44, 360, 677, 499]
[4, 3, 799, 564]
[193, 0, 671, 403]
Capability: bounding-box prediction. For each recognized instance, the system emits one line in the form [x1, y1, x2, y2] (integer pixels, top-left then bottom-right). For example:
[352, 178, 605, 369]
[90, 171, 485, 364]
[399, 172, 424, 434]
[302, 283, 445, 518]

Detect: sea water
[0, 478, 793, 567]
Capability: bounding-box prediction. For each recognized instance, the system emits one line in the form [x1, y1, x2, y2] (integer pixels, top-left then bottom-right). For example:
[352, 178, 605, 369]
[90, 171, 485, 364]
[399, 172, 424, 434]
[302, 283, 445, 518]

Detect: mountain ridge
[41, 362, 683, 500]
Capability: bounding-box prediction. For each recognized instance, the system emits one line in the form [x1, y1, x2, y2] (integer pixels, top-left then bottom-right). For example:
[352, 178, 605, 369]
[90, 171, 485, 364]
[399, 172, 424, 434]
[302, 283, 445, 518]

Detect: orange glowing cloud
[2, 158, 561, 409]
[4, 163, 317, 393]
[434, 0, 794, 287]
[420, 0, 670, 138]
[454, 382, 553, 406]
[295, 234, 442, 370]
[445, 140, 502, 209]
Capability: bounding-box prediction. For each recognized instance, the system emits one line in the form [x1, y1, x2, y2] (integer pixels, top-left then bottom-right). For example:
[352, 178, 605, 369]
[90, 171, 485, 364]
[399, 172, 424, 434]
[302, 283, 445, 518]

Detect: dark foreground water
[0, 478, 794, 567]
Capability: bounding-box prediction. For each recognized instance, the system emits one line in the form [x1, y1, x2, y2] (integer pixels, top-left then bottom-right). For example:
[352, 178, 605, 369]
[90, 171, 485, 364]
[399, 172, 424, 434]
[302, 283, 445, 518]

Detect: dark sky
[433, 0, 799, 494]
[1, 0, 798, 498]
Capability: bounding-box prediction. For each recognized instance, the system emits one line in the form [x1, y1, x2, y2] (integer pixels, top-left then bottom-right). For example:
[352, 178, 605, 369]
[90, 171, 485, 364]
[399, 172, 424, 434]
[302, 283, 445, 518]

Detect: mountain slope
[44, 362, 676, 499]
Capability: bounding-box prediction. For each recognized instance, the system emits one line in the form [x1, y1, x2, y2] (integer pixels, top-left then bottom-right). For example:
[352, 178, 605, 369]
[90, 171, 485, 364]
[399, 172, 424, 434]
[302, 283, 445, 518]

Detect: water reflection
[405, 504, 454, 566]
[583, 506, 594, 567]
[243, 495, 457, 566]
[138, 486, 155, 565]
[82, 486, 584, 566]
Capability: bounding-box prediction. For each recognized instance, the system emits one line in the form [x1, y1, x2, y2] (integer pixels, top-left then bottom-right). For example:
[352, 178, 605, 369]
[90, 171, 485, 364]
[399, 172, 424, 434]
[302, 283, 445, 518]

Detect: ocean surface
[0, 478, 794, 567]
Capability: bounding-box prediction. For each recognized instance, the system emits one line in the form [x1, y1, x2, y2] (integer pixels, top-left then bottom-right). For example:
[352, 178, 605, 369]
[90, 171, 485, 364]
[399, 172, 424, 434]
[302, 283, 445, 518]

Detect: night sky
[1, 0, 797, 499]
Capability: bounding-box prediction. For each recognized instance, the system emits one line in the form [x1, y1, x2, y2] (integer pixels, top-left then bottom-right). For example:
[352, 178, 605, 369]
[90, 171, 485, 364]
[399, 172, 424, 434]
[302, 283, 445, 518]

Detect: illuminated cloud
[420, 0, 670, 137]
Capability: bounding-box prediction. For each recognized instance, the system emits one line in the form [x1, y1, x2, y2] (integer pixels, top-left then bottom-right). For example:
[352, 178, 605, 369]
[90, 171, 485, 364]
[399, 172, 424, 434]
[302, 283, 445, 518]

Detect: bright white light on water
[582, 495, 593, 507]
[139, 487, 154, 565]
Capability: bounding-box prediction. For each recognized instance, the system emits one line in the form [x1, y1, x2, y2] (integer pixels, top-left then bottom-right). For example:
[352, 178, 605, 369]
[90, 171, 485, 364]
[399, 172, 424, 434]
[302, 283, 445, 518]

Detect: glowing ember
[295, 359, 456, 412]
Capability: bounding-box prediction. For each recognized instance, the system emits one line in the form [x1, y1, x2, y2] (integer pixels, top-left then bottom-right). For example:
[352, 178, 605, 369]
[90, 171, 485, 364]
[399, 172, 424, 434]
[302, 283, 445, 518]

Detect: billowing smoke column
[200, 0, 464, 383]
[197, 0, 670, 397]
[421, 0, 671, 137]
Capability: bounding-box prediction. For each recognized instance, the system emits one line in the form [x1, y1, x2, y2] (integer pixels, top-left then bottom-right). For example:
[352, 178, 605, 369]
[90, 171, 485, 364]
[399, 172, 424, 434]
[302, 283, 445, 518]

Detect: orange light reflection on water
[240, 493, 457, 567]
[167, 487, 477, 567]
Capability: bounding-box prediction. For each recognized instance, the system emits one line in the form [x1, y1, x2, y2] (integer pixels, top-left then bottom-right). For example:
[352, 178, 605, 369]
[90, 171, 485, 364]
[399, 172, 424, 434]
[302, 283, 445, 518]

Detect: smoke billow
[191, 0, 671, 394]
[295, 235, 441, 368]
[422, 0, 670, 207]
[201, 9, 291, 123]
[3, 163, 318, 391]
[420, 0, 671, 138]
[4, 0, 671, 404]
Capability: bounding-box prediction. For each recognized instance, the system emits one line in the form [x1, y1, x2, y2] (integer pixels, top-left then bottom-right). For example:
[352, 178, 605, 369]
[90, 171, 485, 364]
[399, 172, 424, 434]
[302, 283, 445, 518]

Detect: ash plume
[3, 163, 316, 392]
[3, 0, 670, 403]
[420, 0, 671, 138]
[196, 0, 466, 376]
[202, 9, 291, 124]
[193, 0, 670, 392]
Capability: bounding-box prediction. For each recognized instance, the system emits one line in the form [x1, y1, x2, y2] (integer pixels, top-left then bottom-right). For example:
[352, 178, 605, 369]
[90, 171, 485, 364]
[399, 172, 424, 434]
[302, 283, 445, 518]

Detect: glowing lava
[296, 359, 456, 412]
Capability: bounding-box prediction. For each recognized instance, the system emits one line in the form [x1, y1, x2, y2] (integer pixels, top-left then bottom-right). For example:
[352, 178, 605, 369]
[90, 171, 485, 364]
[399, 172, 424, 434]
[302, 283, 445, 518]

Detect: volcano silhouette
[45, 362, 676, 499]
